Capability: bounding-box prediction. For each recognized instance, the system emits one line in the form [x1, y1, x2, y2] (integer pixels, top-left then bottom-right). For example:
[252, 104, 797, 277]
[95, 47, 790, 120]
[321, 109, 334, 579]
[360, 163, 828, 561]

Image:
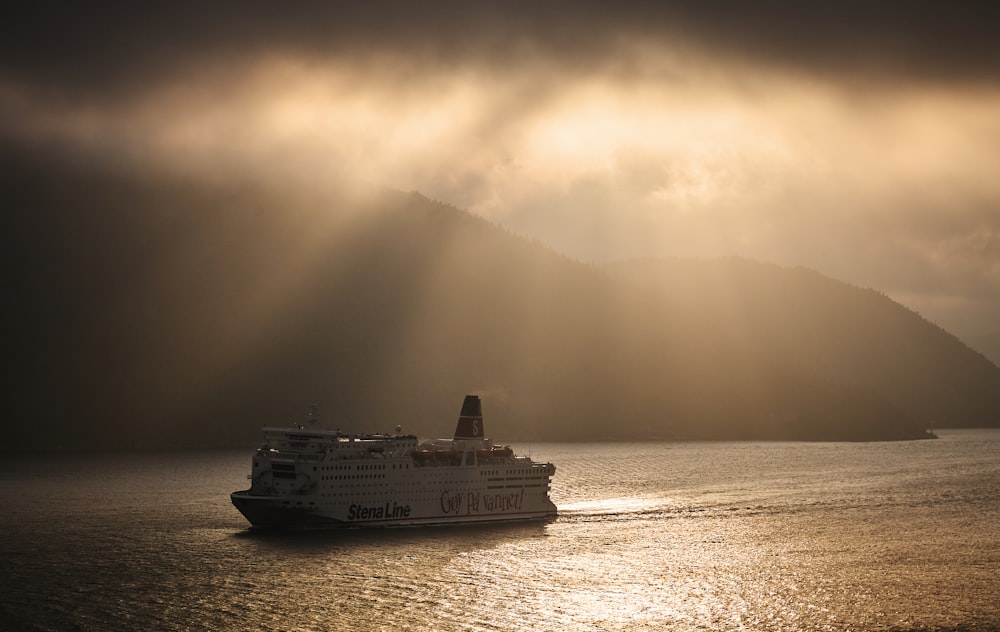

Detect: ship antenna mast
[306, 404, 320, 428]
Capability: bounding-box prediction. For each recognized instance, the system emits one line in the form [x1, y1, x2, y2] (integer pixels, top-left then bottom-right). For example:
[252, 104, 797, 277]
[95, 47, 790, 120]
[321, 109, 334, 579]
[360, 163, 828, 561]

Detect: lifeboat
[412, 449, 434, 461]
[434, 449, 456, 461]
[476, 446, 513, 459]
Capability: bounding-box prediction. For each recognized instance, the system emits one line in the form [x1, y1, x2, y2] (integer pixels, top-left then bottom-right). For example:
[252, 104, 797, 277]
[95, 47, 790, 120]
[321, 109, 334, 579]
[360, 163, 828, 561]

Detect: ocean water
[1, 429, 998, 631]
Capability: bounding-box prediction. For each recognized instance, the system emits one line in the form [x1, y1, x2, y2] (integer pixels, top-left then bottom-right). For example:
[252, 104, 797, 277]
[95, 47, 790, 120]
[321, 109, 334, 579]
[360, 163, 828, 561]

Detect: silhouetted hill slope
[606, 258, 1000, 431]
[4, 145, 995, 448]
[964, 331, 1000, 368]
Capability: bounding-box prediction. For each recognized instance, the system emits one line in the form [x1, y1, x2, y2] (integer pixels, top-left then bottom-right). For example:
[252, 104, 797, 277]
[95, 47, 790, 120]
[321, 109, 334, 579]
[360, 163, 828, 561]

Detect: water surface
[2, 430, 998, 630]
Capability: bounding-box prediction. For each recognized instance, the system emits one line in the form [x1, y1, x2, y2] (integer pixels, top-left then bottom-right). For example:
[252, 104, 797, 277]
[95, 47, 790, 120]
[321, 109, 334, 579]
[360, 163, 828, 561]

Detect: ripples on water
[1, 430, 998, 631]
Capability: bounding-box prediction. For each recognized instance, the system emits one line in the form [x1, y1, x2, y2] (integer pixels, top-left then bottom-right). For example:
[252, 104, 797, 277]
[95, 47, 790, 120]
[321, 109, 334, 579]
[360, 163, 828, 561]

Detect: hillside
[964, 331, 1000, 368]
[4, 148, 997, 448]
[606, 258, 1000, 431]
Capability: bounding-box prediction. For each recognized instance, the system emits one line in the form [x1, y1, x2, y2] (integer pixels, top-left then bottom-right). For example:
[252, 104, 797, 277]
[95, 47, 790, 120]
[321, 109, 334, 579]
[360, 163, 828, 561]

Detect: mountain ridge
[606, 257, 1000, 431]
[3, 148, 997, 448]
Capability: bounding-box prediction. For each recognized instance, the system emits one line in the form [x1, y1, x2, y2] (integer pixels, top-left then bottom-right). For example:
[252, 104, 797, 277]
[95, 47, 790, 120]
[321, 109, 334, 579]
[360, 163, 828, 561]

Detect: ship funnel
[453, 395, 484, 439]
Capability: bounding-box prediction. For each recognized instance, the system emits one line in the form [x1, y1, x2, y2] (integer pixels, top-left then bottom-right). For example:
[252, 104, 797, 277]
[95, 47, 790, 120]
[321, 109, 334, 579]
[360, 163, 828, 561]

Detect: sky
[3, 1, 1000, 337]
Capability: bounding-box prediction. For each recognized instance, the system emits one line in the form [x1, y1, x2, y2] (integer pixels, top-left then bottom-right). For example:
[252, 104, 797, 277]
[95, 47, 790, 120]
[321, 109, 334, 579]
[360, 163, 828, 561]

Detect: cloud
[3, 1, 1000, 97]
[2, 2, 1000, 336]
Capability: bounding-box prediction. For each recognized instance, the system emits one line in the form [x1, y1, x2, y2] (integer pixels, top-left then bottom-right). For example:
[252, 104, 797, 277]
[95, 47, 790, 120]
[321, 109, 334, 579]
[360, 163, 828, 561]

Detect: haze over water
[2, 429, 998, 631]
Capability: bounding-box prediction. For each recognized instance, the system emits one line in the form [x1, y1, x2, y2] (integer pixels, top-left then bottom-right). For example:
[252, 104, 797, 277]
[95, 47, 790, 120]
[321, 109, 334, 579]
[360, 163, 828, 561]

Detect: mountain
[4, 146, 998, 448]
[606, 258, 1000, 433]
[963, 331, 1000, 368]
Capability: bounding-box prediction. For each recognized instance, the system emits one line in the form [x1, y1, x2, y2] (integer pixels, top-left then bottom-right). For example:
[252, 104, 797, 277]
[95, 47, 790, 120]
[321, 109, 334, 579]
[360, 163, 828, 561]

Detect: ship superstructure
[231, 395, 557, 527]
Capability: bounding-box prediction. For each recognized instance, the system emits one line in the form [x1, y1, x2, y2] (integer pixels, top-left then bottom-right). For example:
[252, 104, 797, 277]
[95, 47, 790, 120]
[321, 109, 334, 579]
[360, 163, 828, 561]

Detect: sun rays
[3, 19, 1000, 336]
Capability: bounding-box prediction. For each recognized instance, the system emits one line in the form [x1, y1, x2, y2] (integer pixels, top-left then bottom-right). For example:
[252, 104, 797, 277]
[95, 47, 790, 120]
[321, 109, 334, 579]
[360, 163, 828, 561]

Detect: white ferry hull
[231, 490, 556, 529]
[231, 395, 558, 529]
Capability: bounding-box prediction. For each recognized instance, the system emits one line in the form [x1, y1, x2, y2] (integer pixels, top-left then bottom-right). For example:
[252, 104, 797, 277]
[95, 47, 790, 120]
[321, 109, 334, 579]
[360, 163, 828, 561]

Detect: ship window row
[479, 469, 544, 477]
[320, 479, 424, 485]
[317, 488, 550, 502]
[326, 486, 395, 493]
[317, 481, 520, 492]
[315, 486, 550, 498]
[318, 463, 410, 471]
[318, 486, 388, 493]
[415, 473, 485, 481]
[319, 491, 534, 502]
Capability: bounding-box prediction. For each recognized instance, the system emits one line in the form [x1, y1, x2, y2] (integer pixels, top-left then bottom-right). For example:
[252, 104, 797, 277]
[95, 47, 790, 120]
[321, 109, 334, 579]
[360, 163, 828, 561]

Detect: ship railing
[258, 449, 325, 463]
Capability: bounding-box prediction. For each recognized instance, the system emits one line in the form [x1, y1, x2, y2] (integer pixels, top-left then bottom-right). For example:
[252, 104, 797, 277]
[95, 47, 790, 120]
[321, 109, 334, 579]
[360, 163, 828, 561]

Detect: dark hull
[230, 491, 557, 529]
[230, 492, 341, 528]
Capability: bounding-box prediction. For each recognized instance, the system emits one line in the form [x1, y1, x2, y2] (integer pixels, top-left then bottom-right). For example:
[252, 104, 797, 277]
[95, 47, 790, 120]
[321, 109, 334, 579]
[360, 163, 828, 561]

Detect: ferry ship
[231, 395, 557, 528]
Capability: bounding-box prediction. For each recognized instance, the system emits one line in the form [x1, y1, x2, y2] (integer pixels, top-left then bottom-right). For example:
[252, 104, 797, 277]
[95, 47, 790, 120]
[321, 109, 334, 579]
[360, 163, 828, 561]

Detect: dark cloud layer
[3, 2, 999, 341]
[3, 1, 999, 98]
